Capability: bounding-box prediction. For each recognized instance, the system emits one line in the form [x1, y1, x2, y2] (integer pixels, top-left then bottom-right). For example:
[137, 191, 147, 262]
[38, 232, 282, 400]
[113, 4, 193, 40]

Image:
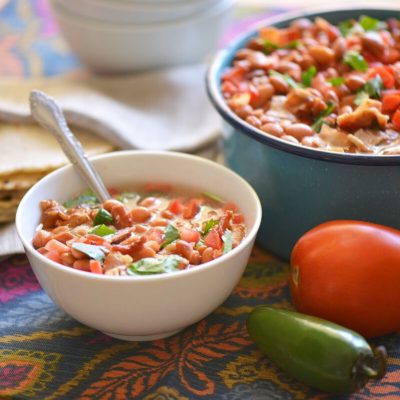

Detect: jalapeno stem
[372, 346, 387, 380]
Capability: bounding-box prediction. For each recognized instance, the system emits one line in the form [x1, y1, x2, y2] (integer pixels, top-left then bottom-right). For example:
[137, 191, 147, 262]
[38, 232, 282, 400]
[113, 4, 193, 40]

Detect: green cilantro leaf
[328, 77, 346, 86]
[359, 15, 386, 31]
[343, 51, 368, 72]
[354, 91, 369, 106]
[269, 70, 300, 89]
[160, 224, 180, 249]
[363, 75, 383, 98]
[222, 230, 233, 255]
[354, 75, 383, 106]
[263, 40, 279, 54]
[127, 255, 185, 275]
[202, 219, 219, 237]
[312, 102, 335, 133]
[339, 19, 354, 37]
[63, 190, 99, 208]
[89, 224, 116, 237]
[71, 243, 106, 262]
[93, 208, 113, 226]
[301, 66, 317, 87]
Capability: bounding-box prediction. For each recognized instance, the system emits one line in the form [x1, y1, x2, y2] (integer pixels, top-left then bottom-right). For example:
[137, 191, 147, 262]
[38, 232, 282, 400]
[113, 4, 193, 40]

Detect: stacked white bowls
[51, 0, 234, 74]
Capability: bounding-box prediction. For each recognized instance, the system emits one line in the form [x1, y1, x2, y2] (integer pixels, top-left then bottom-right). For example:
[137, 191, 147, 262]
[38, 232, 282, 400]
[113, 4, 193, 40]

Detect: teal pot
[207, 7, 400, 260]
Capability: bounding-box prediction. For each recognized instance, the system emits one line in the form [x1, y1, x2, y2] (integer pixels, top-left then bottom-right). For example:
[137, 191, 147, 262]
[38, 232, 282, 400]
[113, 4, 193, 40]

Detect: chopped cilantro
[328, 77, 346, 86]
[63, 190, 98, 208]
[359, 15, 386, 31]
[160, 224, 180, 249]
[301, 66, 317, 87]
[312, 102, 335, 133]
[71, 243, 106, 262]
[202, 219, 219, 237]
[343, 51, 368, 72]
[222, 230, 233, 255]
[127, 255, 185, 275]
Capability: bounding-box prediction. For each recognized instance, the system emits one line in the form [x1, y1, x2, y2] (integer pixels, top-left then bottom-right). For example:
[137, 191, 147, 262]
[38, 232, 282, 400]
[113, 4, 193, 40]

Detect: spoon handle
[29, 90, 111, 203]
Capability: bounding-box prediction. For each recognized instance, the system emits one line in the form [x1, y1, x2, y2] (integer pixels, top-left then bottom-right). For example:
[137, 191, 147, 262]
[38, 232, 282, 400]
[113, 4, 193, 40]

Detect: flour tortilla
[0, 122, 114, 223]
[0, 123, 114, 176]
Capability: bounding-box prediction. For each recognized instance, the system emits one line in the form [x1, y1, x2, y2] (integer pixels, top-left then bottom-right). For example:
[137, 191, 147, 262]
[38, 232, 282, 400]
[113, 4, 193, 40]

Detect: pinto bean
[284, 123, 314, 139]
[332, 37, 347, 59]
[362, 31, 385, 58]
[260, 123, 284, 137]
[144, 240, 160, 252]
[73, 259, 90, 271]
[280, 134, 300, 144]
[60, 251, 75, 266]
[246, 115, 262, 128]
[345, 75, 366, 92]
[175, 240, 193, 260]
[201, 247, 214, 263]
[32, 230, 52, 248]
[130, 206, 151, 223]
[269, 75, 289, 94]
[309, 45, 335, 65]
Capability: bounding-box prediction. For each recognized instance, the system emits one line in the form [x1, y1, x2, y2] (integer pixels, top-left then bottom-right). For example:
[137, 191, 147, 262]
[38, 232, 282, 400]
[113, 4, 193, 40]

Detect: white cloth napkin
[0, 63, 221, 151]
[0, 63, 223, 256]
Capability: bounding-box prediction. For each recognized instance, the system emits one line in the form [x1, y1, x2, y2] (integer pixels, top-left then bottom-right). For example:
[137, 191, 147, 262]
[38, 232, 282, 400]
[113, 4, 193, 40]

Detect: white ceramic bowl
[16, 151, 261, 341]
[55, 0, 221, 24]
[51, 0, 233, 73]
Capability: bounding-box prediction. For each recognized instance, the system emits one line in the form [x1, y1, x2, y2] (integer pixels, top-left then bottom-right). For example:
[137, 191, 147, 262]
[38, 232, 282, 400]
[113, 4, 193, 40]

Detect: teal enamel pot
[207, 7, 400, 260]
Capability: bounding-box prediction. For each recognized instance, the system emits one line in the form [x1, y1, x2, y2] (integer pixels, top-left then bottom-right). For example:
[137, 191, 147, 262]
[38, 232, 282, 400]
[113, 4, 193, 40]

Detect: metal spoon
[29, 90, 111, 203]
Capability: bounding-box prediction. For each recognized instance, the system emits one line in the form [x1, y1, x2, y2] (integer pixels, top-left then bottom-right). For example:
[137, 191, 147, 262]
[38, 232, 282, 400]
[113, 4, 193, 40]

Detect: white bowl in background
[16, 151, 262, 341]
[55, 0, 221, 24]
[51, 0, 234, 73]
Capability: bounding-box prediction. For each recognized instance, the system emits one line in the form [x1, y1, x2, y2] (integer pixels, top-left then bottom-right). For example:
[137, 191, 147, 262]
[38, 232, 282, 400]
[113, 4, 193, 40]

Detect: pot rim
[206, 5, 400, 166]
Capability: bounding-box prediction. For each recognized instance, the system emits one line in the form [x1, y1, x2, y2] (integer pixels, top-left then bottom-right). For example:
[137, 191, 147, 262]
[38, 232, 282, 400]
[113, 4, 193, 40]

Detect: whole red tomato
[290, 220, 400, 338]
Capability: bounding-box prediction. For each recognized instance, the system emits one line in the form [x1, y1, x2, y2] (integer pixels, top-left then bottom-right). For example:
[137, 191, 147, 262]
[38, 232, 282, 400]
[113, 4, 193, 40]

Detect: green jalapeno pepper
[246, 306, 386, 394]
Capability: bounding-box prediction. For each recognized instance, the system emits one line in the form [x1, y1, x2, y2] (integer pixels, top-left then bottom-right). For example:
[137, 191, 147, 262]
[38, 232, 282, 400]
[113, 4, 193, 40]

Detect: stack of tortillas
[0, 123, 113, 223]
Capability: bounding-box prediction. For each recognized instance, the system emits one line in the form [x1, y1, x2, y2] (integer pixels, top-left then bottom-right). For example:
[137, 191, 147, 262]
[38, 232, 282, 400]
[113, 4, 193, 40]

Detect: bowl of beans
[207, 6, 400, 260]
[16, 151, 261, 341]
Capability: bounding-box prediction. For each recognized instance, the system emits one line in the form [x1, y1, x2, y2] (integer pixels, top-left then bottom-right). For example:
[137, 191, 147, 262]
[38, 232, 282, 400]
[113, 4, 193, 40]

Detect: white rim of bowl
[51, 0, 234, 31]
[16, 150, 262, 283]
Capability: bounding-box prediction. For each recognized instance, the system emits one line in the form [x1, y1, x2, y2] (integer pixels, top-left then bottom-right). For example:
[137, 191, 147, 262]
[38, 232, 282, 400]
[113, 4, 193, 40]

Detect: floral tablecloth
[1, 1, 400, 399]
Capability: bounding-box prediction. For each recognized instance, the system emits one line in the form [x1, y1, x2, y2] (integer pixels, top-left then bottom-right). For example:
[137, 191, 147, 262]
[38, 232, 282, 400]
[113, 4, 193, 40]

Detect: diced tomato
[204, 228, 223, 250]
[107, 187, 119, 196]
[179, 228, 200, 243]
[362, 51, 378, 64]
[143, 183, 172, 193]
[221, 66, 246, 85]
[232, 213, 245, 224]
[221, 81, 238, 97]
[392, 108, 400, 130]
[168, 198, 183, 215]
[37, 247, 48, 255]
[183, 199, 200, 219]
[44, 239, 69, 254]
[259, 27, 284, 46]
[146, 228, 164, 244]
[381, 48, 400, 65]
[83, 234, 107, 246]
[228, 92, 251, 108]
[45, 250, 62, 264]
[90, 260, 103, 274]
[382, 93, 400, 114]
[223, 202, 239, 213]
[368, 66, 395, 89]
